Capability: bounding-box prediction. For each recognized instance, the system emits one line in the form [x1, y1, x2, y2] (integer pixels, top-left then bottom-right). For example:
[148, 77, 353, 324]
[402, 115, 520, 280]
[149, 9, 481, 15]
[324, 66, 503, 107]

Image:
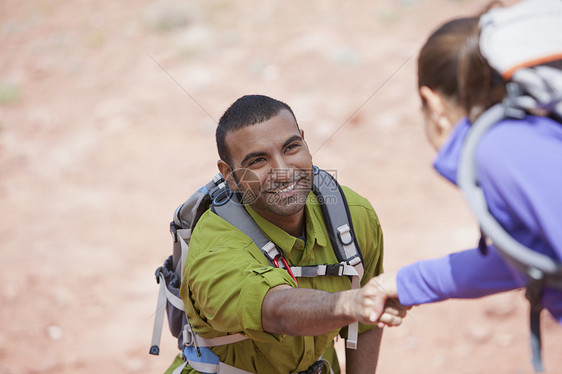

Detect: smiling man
[166, 95, 403, 374]
[217, 106, 313, 237]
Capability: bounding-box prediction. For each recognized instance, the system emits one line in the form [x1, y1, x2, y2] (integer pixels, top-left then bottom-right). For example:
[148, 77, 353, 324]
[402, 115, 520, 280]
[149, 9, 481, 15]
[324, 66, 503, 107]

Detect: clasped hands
[355, 272, 410, 328]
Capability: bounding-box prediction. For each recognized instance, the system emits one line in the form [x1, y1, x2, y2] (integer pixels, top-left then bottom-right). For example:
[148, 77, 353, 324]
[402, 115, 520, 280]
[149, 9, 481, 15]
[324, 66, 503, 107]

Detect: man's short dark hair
[216, 95, 298, 166]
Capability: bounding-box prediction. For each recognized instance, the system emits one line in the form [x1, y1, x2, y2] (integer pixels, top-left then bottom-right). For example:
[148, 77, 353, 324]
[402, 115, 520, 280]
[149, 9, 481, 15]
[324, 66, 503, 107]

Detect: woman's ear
[420, 86, 444, 120]
[419, 86, 452, 132]
[217, 160, 238, 191]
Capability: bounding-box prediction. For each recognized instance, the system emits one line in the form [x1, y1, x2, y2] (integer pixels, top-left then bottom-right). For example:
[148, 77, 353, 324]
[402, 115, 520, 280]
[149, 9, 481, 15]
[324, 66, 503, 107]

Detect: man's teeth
[275, 181, 296, 193]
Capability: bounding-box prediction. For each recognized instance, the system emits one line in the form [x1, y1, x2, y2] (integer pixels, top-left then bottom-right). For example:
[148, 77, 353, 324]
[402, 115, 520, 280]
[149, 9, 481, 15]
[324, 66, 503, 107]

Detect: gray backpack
[149, 167, 365, 373]
[457, 1, 562, 371]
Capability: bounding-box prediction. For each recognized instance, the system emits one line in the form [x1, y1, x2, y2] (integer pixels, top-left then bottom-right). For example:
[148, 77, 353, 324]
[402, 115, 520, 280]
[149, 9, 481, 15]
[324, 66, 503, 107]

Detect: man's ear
[217, 159, 238, 191]
[300, 129, 312, 150]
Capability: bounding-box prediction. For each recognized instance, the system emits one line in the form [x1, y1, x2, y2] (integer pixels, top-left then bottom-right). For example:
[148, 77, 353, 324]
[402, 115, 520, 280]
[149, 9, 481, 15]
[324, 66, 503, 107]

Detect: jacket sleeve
[396, 245, 523, 306]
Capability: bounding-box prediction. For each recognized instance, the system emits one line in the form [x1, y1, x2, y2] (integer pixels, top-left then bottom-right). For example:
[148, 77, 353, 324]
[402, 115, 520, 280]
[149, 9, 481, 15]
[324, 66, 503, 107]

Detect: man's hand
[335, 277, 407, 327]
[378, 298, 409, 327]
[335, 277, 381, 324]
[371, 272, 411, 327]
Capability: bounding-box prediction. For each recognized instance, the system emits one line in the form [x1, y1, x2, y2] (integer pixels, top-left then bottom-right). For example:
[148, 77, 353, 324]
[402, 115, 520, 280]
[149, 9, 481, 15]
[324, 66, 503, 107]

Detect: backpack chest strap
[289, 262, 359, 278]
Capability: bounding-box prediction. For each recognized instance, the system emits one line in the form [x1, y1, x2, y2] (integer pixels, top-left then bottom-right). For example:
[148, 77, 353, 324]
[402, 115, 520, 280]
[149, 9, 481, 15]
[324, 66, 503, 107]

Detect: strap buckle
[262, 241, 279, 262]
[336, 224, 354, 246]
[296, 360, 325, 374]
[325, 264, 345, 277]
[183, 323, 202, 357]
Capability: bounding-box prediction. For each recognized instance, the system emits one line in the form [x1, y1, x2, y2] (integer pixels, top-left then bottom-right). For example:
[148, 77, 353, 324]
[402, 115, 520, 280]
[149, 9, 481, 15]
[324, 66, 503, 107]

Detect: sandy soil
[1, 1, 561, 373]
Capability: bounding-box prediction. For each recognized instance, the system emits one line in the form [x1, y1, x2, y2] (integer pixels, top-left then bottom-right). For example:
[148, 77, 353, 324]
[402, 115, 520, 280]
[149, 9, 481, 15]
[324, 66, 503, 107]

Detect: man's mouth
[268, 180, 298, 194]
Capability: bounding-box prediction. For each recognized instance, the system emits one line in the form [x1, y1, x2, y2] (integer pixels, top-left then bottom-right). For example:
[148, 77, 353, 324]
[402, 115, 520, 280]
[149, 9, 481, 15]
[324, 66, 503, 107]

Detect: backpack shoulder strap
[311, 166, 364, 349]
[458, 103, 562, 286]
[312, 167, 364, 279]
[210, 188, 281, 264]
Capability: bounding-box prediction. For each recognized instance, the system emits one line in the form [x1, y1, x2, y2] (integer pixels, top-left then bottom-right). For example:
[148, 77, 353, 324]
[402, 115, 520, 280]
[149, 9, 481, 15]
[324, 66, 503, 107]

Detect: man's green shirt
[175, 186, 383, 373]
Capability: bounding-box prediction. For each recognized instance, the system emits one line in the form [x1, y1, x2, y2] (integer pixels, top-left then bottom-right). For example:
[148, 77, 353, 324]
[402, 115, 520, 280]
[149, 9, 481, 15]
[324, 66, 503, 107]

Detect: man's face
[220, 109, 313, 222]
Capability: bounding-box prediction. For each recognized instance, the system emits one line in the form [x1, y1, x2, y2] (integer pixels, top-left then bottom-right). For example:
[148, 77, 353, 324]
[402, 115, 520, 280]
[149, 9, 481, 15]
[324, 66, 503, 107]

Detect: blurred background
[1, 0, 561, 373]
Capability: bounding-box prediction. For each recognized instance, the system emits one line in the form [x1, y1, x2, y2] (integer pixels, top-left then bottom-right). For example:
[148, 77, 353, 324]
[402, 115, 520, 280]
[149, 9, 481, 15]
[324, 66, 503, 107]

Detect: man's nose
[268, 156, 292, 182]
[270, 155, 290, 174]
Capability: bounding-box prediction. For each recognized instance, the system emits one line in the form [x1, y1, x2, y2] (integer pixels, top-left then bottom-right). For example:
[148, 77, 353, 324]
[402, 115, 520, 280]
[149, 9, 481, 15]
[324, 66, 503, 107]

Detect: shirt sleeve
[183, 219, 297, 343]
[396, 245, 523, 306]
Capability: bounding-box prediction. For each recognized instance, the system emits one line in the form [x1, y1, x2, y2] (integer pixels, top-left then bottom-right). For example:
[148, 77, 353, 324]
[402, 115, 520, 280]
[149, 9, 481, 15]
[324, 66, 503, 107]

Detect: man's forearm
[346, 327, 383, 373]
[261, 285, 365, 336]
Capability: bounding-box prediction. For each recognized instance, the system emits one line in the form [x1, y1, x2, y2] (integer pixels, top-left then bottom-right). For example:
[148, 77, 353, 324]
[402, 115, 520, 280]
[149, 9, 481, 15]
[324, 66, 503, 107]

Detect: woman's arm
[371, 245, 522, 321]
[396, 245, 521, 306]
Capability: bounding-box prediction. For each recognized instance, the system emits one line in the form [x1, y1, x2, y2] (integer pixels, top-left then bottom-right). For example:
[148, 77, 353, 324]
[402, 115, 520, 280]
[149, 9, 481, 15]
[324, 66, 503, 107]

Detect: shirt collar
[304, 192, 328, 248]
[244, 192, 328, 257]
[433, 117, 471, 186]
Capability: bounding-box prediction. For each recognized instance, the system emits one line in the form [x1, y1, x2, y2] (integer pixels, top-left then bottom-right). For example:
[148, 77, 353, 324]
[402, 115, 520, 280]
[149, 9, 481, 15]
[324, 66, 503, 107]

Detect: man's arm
[261, 278, 404, 336]
[346, 327, 383, 373]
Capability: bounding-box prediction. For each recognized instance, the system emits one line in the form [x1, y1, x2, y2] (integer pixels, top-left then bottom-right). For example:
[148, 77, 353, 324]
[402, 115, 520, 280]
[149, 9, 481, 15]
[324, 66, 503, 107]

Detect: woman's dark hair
[216, 95, 297, 167]
[418, 17, 479, 101]
[418, 12, 506, 122]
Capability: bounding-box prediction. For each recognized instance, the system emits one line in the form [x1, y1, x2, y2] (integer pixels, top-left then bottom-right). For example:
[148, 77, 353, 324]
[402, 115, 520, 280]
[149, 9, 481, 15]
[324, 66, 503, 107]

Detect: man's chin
[250, 198, 307, 218]
[272, 203, 306, 217]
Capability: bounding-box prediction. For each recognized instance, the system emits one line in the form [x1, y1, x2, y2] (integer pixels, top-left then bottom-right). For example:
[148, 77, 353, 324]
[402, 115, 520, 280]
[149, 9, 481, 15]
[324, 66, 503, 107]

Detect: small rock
[47, 325, 63, 341]
[483, 292, 517, 318]
[175, 24, 215, 57]
[144, 1, 196, 32]
[465, 322, 492, 344]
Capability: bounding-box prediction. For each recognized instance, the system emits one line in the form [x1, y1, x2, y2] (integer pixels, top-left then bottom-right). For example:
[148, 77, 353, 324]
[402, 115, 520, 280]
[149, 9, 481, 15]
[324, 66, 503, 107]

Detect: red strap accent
[273, 255, 299, 287]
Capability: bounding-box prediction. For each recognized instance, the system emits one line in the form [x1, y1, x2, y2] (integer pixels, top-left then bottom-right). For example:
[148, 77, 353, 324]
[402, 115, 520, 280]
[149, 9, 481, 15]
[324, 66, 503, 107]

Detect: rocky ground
[1, 0, 561, 373]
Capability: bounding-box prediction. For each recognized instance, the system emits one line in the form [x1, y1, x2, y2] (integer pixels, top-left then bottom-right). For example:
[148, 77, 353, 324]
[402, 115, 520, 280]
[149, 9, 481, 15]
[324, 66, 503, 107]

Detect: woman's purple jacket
[396, 115, 562, 322]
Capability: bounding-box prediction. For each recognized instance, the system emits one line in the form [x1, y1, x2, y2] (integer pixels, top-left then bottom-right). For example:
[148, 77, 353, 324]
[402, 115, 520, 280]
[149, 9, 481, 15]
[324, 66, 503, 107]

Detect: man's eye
[286, 143, 300, 151]
[249, 158, 266, 166]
